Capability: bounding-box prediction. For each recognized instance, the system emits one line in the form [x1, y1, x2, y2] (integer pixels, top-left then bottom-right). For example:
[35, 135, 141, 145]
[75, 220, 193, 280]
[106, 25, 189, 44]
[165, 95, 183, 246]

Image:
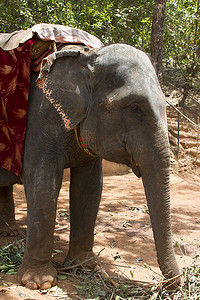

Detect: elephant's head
[37, 44, 180, 287]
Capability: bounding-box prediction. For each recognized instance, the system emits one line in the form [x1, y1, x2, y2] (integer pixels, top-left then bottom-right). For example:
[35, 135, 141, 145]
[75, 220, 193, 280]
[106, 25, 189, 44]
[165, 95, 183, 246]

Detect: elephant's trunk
[135, 129, 181, 287]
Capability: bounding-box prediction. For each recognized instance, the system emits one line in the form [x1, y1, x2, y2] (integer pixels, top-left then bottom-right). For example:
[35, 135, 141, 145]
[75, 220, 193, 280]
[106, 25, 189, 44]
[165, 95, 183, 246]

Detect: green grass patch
[0, 239, 25, 274]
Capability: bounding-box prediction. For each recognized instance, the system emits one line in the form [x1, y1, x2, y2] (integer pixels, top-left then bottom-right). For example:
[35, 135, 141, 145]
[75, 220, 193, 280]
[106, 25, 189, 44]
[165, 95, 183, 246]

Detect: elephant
[0, 43, 180, 289]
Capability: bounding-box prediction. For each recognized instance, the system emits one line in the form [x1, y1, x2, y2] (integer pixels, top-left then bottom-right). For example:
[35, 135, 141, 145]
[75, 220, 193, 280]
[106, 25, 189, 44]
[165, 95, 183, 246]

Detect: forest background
[0, 0, 199, 91]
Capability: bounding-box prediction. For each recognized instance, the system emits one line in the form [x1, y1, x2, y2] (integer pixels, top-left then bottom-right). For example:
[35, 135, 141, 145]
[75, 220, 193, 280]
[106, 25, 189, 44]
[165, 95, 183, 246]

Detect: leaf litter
[0, 240, 200, 299]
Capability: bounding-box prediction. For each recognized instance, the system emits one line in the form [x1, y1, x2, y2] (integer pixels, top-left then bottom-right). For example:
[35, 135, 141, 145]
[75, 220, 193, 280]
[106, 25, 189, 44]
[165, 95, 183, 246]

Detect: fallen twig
[98, 267, 119, 288]
[161, 273, 183, 290]
[100, 261, 131, 268]
[57, 247, 105, 271]
[54, 225, 69, 231]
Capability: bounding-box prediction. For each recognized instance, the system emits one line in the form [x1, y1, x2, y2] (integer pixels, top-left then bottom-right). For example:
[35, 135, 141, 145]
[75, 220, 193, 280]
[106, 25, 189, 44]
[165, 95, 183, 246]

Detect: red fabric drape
[0, 37, 38, 175]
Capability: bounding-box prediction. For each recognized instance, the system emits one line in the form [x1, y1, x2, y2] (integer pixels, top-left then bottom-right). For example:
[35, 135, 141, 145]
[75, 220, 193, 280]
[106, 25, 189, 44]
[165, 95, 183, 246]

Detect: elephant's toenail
[26, 281, 38, 289]
[52, 278, 57, 286]
[40, 281, 52, 290]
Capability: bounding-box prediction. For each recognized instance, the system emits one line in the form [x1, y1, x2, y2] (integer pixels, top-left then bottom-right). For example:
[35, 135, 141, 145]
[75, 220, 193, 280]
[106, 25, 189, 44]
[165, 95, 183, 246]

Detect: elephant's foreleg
[0, 185, 19, 236]
[66, 157, 102, 268]
[17, 165, 63, 289]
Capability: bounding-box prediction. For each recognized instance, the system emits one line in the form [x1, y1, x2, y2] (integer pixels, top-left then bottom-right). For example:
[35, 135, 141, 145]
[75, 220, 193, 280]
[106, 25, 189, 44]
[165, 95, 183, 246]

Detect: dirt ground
[0, 168, 200, 299]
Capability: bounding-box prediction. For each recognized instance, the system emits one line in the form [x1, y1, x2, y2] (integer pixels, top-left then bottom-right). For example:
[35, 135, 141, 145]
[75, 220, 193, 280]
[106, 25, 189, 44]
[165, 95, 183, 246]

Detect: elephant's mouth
[75, 125, 98, 158]
[131, 158, 141, 178]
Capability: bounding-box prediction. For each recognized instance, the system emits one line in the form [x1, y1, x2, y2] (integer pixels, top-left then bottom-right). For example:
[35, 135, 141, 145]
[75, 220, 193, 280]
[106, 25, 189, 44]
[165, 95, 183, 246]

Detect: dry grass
[56, 251, 200, 299]
[0, 241, 199, 299]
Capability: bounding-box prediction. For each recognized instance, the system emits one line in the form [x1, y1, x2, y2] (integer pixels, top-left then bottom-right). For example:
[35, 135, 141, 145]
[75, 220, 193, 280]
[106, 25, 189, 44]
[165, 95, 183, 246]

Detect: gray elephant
[0, 43, 180, 289]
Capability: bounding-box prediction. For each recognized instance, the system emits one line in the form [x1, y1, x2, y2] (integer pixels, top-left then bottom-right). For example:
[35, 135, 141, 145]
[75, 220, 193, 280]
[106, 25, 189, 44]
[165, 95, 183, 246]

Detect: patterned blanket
[0, 24, 103, 175]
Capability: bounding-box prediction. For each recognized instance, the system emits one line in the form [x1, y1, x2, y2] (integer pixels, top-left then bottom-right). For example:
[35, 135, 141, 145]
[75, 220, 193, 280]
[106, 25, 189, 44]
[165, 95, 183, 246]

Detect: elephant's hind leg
[0, 186, 19, 236]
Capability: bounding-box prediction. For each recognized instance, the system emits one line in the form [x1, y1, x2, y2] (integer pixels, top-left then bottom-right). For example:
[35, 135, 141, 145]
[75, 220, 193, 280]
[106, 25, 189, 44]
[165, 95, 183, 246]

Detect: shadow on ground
[0, 171, 200, 299]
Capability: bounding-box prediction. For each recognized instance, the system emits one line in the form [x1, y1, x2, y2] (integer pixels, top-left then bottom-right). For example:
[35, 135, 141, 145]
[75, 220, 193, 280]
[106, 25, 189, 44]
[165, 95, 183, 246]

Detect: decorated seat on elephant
[0, 24, 103, 175]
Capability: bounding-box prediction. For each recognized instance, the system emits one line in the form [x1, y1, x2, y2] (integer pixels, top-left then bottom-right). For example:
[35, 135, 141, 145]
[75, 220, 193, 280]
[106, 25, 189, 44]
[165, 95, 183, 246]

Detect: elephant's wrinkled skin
[0, 44, 180, 289]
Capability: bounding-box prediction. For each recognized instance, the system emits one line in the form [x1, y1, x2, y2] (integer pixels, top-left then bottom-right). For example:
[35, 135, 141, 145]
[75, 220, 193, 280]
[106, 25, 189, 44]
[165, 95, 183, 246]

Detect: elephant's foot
[17, 259, 57, 289]
[0, 218, 19, 236]
[65, 249, 98, 270]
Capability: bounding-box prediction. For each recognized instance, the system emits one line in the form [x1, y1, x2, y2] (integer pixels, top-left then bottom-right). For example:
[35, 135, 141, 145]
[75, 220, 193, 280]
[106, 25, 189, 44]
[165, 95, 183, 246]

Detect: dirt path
[0, 171, 200, 299]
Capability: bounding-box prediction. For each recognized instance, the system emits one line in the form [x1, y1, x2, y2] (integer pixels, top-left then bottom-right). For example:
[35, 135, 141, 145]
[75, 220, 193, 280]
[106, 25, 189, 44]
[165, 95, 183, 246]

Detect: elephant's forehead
[95, 45, 165, 112]
[106, 78, 163, 105]
[96, 45, 158, 91]
[97, 44, 153, 72]
[98, 59, 160, 100]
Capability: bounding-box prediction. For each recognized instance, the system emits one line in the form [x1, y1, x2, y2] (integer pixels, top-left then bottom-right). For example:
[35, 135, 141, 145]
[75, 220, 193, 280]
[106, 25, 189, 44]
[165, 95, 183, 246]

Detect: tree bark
[151, 0, 167, 84]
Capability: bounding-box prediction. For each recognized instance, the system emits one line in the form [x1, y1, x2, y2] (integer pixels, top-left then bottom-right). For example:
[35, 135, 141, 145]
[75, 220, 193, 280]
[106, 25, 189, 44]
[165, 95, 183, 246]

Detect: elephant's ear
[37, 49, 95, 131]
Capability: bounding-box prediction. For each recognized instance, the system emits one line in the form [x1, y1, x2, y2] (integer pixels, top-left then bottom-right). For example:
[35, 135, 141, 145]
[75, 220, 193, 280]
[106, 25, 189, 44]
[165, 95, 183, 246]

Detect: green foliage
[0, 0, 76, 32]
[0, 0, 199, 86]
[164, 0, 200, 85]
[0, 239, 25, 274]
[68, 0, 153, 49]
[0, 0, 154, 50]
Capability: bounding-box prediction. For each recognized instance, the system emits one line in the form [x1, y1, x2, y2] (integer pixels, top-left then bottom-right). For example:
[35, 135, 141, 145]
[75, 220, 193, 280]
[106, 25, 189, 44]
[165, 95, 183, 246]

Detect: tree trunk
[151, 0, 167, 84]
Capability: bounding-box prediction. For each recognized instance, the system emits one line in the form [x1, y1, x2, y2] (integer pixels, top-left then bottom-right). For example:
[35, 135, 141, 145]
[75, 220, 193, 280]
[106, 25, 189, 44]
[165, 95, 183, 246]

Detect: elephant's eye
[128, 104, 143, 117]
[132, 105, 138, 111]
[129, 104, 140, 112]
